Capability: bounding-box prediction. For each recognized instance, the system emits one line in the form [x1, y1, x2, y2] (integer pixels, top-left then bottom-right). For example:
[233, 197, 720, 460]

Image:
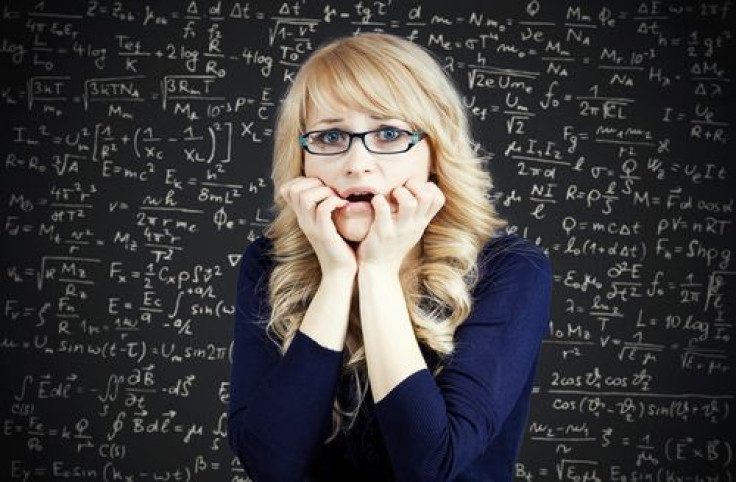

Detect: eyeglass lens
[305, 129, 413, 154]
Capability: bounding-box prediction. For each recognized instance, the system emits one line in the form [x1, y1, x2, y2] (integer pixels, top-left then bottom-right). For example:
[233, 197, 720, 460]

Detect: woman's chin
[333, 214, 372, 243]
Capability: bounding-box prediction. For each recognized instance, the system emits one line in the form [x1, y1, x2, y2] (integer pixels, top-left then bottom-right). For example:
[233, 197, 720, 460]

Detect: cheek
[304, 154, 333, 171]
[405, 146, 431, 177]
[395, 163, 431, 186]
[303, 157, 321, 178]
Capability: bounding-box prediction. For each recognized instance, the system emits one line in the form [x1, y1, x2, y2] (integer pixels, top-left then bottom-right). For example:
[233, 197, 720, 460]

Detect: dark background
[1, 0, 734, 480]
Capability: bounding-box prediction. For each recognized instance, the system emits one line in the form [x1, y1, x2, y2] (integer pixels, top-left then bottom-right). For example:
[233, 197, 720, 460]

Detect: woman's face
[303, 104, 432, 243]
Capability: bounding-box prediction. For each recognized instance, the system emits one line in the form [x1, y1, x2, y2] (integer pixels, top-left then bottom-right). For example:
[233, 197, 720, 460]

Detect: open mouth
[338, 193, 375, 214]
[337, 193, 399, 214]
[344, 193, 375, 203]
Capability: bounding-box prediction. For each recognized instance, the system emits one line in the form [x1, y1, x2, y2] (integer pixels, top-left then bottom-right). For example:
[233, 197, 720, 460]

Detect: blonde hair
[262, 32, 508, 441]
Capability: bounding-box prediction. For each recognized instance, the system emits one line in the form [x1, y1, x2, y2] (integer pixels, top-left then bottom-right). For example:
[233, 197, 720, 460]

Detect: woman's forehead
[305, 99, 349, 122]
[304, 79, 402, 123]
[306, 102, 407, 126]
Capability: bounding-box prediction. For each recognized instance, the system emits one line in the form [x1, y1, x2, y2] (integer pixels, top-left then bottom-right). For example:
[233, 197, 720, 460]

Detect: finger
[315, 195, 349, 233]
[403, 179, 433, 218]
[427, 184, 446, 220]
[279, 176, 307, 198]
[278, 181, 294, 206]
[279, 178, 300, 208]
[280, 176, 323, 200]
[417, 180, 443, 219]
[391, 186, 418, 222]
[280, 177, 327, 209]
[280, 180, 328, 233]
[299, 186, 339, 222]
[371, 193, 393, 233]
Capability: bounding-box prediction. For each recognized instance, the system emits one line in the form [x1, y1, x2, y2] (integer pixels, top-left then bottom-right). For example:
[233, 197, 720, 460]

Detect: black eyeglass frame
[299, 128, 426, 156]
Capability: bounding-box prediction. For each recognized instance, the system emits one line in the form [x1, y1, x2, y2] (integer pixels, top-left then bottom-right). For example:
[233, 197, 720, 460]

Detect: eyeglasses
[299, 127, 426, 156]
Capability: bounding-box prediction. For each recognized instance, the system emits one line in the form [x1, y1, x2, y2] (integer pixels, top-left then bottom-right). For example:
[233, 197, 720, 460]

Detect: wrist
[322, 269, 357, 284]
[358, 262, 401, 280]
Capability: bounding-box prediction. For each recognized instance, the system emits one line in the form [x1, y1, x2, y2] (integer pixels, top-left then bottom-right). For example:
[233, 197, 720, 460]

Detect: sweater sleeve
[227, 237, 345, 481]
[373, 238, 553, 481]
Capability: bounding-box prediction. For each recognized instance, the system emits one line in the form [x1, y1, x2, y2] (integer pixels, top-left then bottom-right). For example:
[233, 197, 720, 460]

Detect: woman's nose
[343, 136, 376, 174]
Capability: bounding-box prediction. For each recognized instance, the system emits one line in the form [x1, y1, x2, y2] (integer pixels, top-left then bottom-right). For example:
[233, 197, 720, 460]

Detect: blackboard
[1, 0, 734, 480]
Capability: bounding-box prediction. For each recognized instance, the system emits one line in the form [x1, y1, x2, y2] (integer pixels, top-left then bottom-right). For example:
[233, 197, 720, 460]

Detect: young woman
[227, 32, 553, 481]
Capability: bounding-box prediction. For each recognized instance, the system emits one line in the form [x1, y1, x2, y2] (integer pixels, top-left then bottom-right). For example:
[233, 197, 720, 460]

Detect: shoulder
[237, 235, 275, 293]
[474, 233, 552, 293]
[240, 235, 275, 267]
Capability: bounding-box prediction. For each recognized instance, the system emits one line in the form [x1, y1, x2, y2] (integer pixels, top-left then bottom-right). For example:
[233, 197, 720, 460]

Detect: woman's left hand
[357, 178, 445, 272]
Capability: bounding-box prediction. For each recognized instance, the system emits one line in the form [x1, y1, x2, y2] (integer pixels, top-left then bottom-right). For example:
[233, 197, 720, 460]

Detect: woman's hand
[279, 176, 358, 276]
[357, 178, 445, 273]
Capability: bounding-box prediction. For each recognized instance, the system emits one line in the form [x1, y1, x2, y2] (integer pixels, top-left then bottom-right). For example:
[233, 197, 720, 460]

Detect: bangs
[300, 49, 426, 131]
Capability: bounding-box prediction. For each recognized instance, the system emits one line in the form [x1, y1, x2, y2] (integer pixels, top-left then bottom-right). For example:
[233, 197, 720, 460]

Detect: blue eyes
[299, 127, 426, 155]
[377, 127, 401, 141]
[317, 127, 403, 144]
[319, 130, 343, 144]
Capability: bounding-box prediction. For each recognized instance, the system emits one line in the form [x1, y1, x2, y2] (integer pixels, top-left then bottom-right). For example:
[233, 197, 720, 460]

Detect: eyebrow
[310, 115, 404, 127]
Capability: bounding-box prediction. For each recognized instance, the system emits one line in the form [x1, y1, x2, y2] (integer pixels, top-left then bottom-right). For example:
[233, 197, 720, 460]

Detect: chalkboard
[1, 0, 734, 480]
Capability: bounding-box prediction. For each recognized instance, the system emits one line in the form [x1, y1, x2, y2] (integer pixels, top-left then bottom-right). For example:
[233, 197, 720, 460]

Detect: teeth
[345, 191, 373, 197]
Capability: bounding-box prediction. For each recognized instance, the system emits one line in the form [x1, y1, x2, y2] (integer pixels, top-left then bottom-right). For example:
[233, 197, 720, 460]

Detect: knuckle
[315, 199, 330, 212]
[298, 190, 311, 204]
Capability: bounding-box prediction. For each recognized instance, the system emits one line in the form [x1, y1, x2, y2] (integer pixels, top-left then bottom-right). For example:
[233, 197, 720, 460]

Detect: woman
[227, 32, 552, 481]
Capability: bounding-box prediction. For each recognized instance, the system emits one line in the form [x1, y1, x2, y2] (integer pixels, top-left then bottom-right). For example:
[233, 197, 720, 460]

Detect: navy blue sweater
[228, 234, 552, 481]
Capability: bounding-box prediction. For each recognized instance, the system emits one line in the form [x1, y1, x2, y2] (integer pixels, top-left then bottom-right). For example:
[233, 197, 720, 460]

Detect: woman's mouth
[336, 191, 399, 214]
[339, 201, 374, 213]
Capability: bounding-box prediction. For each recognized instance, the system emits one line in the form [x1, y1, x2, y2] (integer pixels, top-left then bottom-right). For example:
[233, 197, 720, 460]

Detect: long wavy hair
[261, 32, 508, 442]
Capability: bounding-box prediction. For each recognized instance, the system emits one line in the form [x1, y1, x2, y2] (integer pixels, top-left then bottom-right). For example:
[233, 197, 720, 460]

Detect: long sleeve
[373, 236, 553, 481]
[227, 237, 344, 481]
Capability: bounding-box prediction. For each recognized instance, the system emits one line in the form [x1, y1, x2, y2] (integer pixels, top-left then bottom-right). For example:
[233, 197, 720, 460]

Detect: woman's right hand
[279, 176, 358, 276]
